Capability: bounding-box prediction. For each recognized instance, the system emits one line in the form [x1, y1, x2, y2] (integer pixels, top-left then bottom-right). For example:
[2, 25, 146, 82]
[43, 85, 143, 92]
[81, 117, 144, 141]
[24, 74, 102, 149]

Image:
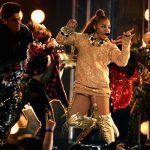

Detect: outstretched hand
[111, 35, 122, 45]
[111, 28, 135, 45]
[66, 19, 78, 29]
[45, 113, 56, 131]
[123, 28, 135, 39]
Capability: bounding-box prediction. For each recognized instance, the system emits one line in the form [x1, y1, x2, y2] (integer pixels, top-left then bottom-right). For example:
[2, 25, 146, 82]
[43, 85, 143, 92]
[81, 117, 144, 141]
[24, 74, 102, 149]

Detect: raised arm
[109, 28, 134, 67]
[56, 19, 78, 46]
[43, 114, 56, 150]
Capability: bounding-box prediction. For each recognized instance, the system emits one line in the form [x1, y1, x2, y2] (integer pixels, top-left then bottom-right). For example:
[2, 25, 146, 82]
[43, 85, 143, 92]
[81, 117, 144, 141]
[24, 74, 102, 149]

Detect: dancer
[56, 9, 134, 144]
[109, 37, 139, 141]
[0, 2, 33, 141]
[26, 21, 68, 106]
[126, 32, 150, 143]
[22, 21, 68, 140]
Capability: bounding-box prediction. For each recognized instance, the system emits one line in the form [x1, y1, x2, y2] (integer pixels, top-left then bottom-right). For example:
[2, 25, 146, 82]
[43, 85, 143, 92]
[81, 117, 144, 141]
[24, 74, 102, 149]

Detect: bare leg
[69, 93, 91, 116]
[67, 93, 97, 143]
[67, 93, 96, 128]
[91, 95, 110, 115]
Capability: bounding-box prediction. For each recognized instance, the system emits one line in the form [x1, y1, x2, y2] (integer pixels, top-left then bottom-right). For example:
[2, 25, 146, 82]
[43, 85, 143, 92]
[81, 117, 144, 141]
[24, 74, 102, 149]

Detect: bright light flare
[19, 11, 23, 20]
[10, 123, 19, 135]
[140, 121, 149, 135]
[145, 9, 149, 21]
[31, 9, 45, 23]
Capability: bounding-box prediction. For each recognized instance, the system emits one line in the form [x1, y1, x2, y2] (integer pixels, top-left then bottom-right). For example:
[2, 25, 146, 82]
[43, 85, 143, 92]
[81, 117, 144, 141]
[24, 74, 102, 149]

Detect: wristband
[60, 26, 74, 37]
[45, 128, 53, 133]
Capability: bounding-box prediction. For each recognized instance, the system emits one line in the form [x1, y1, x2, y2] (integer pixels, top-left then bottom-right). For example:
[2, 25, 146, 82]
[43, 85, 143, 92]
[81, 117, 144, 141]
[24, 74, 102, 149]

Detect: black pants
[111, 106, 130, 141]
[0, 84, 22, 139]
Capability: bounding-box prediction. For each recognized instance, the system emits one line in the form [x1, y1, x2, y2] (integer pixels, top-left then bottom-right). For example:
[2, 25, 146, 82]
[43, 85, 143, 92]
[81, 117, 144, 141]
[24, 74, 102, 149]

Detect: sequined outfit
[56, 32, 131, 96]
[0, 23, 33, 140]
[0, 63, 24, 138]
[109, 63, 138, 112]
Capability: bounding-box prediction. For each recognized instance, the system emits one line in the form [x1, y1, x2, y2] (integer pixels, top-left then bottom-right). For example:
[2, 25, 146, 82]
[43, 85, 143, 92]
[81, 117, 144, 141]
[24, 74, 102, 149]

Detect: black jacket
[0, 23, 33, 66]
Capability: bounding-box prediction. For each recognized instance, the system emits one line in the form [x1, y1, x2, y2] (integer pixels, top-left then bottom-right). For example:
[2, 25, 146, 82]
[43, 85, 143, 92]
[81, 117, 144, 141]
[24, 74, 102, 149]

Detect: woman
[56, 9, 134, 144]
[126, 32, 150, 143]
[26, 21, 68, 108]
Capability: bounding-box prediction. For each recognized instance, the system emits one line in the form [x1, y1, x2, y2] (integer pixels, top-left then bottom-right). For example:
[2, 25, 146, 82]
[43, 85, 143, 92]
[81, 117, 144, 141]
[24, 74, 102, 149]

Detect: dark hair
[0, 138, 20, 150]
[0, 2, 21, 19]
[18, 135, 43, 150]
[82, 9, 108, 34]
[142, 145, 150, 150]
[26, 21, 52, 43]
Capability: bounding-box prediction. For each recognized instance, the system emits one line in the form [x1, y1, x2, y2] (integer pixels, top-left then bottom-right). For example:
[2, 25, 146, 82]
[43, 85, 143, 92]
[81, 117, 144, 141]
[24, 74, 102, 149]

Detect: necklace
[89, 34, 108, 47]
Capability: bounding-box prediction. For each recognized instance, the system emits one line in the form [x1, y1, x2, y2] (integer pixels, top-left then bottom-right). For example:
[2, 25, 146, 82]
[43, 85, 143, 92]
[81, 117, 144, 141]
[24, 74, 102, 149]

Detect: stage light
[19, 11, 23, 20]
[140, 121, 149, 135]
[10, 123, 19, 135]
[31, 9, 45, 23]
[142, 39, 146, 47]
[145, 9, 149, 21]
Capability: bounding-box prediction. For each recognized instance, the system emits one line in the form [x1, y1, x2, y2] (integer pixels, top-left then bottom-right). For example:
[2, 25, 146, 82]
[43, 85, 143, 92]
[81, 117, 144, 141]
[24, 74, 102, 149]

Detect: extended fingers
[67, 19, 78, 28]
[126, 28, 134, 33]
[123, 28, 135, 37]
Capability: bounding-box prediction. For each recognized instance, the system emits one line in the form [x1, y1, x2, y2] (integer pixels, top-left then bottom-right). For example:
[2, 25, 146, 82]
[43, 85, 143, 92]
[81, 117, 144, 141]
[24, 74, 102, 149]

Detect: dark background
[0, 0, 149, 149]
[0, 0, 148, 45]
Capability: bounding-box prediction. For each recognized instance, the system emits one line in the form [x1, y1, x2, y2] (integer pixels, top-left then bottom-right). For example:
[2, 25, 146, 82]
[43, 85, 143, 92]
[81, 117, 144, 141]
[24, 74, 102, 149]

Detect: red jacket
[109, 63, 138, 112]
